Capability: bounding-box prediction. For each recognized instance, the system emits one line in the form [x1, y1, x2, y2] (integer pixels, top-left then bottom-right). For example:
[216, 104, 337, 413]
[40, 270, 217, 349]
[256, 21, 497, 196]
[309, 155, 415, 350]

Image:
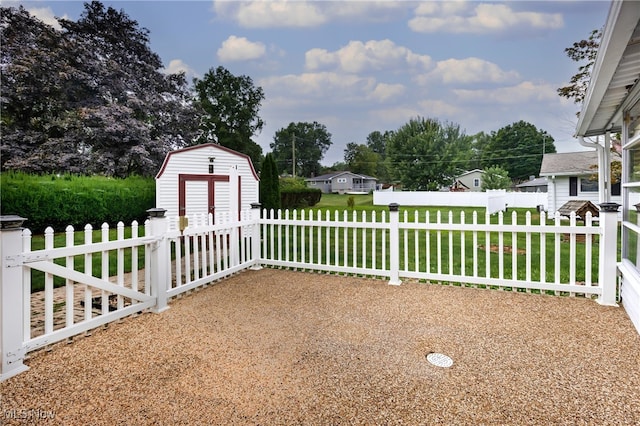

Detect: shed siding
[185, 181, 208, 216]
[156, 144, 258, 218]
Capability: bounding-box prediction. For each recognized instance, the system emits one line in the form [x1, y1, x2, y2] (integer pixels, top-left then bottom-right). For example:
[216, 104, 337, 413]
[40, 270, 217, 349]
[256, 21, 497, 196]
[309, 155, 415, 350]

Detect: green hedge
[280, 187, 322, 209]
[0, 172, 155, 233]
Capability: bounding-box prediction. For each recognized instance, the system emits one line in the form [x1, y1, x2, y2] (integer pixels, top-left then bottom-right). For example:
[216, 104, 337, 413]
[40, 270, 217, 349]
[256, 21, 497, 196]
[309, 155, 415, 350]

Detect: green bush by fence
[0, 172, 155, 233]
[280, 187, 322, 209]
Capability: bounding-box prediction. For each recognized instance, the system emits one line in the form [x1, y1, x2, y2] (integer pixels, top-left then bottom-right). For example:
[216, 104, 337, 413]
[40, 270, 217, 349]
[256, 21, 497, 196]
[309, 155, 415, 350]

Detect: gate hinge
[4, 253, 50, 268]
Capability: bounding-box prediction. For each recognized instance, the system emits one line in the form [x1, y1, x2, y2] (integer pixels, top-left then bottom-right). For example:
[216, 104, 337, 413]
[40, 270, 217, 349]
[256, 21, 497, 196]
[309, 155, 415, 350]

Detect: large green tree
[386, 117, 469, 190]
[1, 2, 199, 177]
[270, 122, 332, 177]
[344, 143, 379, 176]
[481, 121, 556, 181]
[193, 66, 264, 170]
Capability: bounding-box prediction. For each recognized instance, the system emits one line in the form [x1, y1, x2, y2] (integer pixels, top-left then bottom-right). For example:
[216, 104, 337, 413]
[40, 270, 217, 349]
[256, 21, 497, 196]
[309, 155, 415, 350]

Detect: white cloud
[214, 1, 325, 28]
[453, 81, 559, 104]
[419, 57, 520, 85]
[409, 2, 563, 34]
[305, 40, 432, 74]
[162, 59, 197, 78]
[369, 83, 406, 102]
[213, 1, 408, 29]
[217, 35, 266, 62]
[27, 7, 66, 30]
[260, 72, 376, 99]
[417, 99, 463, 117]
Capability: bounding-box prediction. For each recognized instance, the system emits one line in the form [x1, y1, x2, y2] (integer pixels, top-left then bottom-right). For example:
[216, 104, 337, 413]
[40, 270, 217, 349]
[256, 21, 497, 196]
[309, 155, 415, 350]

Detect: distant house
[450, 169, 483, 192]
[305, 171, 378, 194]
[539, 151, 621, 213]
[516, 176, 548, 193]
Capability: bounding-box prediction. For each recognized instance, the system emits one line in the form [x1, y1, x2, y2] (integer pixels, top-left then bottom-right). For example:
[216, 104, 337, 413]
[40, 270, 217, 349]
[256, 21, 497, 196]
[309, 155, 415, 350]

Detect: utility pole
[292, 132, 296, 176]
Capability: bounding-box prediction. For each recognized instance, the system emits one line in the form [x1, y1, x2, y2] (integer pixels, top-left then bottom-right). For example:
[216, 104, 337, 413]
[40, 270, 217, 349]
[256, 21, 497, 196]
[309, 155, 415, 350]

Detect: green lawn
[26, 193, 600, 292]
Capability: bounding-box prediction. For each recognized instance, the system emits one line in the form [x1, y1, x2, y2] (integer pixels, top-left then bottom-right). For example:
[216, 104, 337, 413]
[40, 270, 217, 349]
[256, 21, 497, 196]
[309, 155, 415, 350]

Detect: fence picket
[554, 213, 561, 294]
[23, 229, 32, 340]
[525, 212, 532, 285]
[426, 211, 431, 274]
[448, 211, 454, 276]
[540, 211, 547, 284]
[131, 221, 139, 293]
[498, 212, 504, 281]
[570, 212, 577, 293]
[101, 223, 110, 315]
[472, 211, 478, 279]
[65, 226, 75, 328]
[117, 222, 125, 310]
[586, 213, 593, 286]
[512, 211, 518, 287]
[44, 227, 54, 335]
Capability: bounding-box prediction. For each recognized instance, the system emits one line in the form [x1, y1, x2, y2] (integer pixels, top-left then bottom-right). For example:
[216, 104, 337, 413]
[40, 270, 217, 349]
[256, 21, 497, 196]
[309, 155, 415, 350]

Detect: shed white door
[178, 174, 241, 218]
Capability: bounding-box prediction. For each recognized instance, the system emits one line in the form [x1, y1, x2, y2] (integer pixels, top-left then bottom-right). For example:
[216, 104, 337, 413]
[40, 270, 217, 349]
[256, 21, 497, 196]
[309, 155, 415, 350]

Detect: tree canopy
[1, 2, 199, 177]
[557, 28, 602, 105]
[386, 117, 470, 190]
[193, 66, 265, 170]
[270, 122, 332, 177]
[481, 165, 512, 191]
[481, 121, 556, 181]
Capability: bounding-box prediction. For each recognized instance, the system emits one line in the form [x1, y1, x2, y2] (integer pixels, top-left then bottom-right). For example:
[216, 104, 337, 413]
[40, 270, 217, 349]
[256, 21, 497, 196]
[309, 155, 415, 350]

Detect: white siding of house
[156, 144, 259, 218]
[457, 171, 483, 192]
[546, 176, 621, 214]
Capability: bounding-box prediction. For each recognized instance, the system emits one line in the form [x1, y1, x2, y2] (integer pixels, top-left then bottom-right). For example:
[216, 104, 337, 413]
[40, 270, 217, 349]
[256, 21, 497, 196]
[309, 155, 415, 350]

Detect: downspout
[578, 136, 608, 203]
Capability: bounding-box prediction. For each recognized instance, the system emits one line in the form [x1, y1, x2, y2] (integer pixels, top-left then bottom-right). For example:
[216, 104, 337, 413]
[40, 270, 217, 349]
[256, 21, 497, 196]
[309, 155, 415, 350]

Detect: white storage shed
[155, 143, 259, 219]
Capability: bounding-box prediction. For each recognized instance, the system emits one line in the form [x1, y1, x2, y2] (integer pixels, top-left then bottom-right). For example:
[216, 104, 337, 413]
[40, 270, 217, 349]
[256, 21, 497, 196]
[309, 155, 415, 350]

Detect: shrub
[259, 153, 281, 214]
[0, 172, 155, 233]
[280, 188, 322, 209]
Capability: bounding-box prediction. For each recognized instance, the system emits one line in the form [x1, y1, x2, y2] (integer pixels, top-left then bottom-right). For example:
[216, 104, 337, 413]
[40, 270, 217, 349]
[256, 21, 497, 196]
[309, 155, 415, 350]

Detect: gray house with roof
[305, 171, 378, 194]
[539, 150, 621, 214]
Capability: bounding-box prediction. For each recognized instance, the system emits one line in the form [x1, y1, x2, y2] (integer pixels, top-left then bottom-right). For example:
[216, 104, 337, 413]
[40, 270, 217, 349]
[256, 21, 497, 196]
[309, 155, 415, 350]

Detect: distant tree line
[336, 119, 556, 191]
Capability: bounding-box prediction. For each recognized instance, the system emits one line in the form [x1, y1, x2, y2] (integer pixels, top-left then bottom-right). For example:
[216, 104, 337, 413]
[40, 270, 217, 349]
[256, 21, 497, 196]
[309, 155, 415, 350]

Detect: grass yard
[26, 192, 602, 292]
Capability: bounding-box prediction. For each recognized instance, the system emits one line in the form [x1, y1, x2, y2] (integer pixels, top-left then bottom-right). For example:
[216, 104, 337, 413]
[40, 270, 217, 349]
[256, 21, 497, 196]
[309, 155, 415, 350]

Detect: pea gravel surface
[2, 269, 640, 425]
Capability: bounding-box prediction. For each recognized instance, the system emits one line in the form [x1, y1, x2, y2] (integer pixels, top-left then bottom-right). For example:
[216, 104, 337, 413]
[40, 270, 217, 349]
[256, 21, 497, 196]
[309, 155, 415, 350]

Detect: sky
[10, 0, 613, 166]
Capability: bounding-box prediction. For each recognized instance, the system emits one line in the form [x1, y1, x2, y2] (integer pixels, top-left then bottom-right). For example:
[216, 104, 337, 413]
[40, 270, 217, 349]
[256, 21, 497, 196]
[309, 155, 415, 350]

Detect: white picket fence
[258, 207, 615, 297]
[0, 203, 619, 381]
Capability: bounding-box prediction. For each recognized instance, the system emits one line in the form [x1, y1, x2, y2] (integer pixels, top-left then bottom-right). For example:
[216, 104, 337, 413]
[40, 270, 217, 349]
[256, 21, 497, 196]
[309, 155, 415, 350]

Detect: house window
[612, 182, 621, 196]
[569, 177, 578, 196]
[473, 178, 480, 187]
[310, 181, 316, 185]
[580, 177, 598, 192]
[337, 178, 347, 183]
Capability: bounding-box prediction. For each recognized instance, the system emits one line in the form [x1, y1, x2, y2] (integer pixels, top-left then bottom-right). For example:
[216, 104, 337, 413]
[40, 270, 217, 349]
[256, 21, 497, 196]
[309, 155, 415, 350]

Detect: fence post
[598, 202, 620, 306]
[250, 203, 263, 270]
[147, 208, 170, 313]
[1, 215, 30, 381]
[388, 203, 401, 285]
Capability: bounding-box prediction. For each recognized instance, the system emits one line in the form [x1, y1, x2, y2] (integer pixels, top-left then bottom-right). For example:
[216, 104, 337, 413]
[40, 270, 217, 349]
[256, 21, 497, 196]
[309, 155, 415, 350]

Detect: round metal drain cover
[426, 352, 453, 368]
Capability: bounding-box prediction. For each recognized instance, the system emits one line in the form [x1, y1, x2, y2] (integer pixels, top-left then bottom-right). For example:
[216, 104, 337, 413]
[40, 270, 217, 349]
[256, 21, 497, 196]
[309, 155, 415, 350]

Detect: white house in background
[515, 177, 548, 193]
[539, 151, 621, 214]
[450, 169, 483, 192]
[155, 143, 259, 219]
[573, 0, 640, 334]
[305, 171, 377, 194]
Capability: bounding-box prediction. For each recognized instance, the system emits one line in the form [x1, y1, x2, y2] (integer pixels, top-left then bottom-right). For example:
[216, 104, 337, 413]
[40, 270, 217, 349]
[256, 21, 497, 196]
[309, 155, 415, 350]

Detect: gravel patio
[2, 268, 639, 425]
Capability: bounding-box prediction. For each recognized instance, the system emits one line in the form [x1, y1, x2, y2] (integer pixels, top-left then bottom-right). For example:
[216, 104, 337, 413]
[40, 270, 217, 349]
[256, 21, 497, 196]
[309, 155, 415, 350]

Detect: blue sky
[12, 1, 611, 166]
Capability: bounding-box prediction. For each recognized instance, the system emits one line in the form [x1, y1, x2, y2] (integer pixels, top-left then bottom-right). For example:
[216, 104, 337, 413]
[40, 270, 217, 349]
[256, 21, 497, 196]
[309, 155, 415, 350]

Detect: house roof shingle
[539, 151, 620, 176]
[305, 171, 377, 181]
